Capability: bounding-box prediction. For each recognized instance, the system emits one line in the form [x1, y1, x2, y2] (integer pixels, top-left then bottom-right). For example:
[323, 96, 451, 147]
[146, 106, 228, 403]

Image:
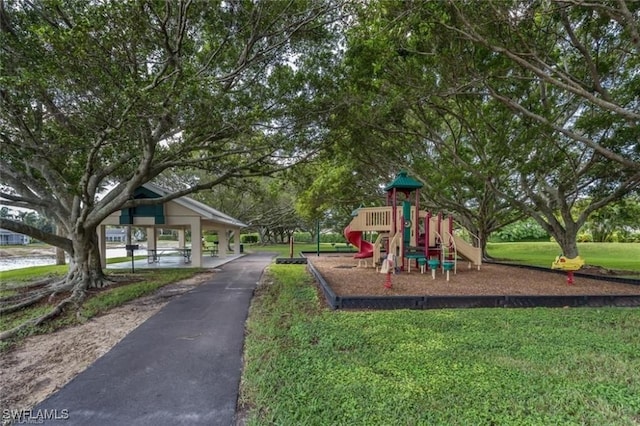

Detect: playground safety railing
[349, 206, 398, 232]
[443, 231, 458, 275]
[432, 231, 456, 274]
[373, 232, 388, 267]
[388, 231, 402, 263]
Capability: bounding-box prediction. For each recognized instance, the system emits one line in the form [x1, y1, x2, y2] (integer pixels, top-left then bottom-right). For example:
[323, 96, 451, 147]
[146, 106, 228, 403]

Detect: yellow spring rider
[551, 255, 585, 285]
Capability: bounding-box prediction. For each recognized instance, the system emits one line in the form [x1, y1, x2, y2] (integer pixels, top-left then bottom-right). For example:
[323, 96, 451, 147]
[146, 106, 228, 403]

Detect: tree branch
[0, 218, 73, 252]
[486, 86, 640, 171]
[558, 7, 610, 101]
[446, 0, 640, 122]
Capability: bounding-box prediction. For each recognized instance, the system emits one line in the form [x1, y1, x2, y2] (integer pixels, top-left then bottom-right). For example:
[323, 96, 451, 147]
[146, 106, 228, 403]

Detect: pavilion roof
[141, 183, 248, 228]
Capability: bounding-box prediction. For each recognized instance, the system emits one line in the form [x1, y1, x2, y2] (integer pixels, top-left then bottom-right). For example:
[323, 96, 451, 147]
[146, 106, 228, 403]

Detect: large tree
[434, 0, 640, 257]
[326, 2, 522, 256]
[336, 0, 639, 258]
[442, 0, 640, 171]
[0, 0, 342, 337]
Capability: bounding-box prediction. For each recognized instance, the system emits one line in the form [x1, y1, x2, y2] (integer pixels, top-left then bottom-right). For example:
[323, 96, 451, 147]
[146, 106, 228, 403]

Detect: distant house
[0, 229, 30, 245]
[105, 227, 127, 243]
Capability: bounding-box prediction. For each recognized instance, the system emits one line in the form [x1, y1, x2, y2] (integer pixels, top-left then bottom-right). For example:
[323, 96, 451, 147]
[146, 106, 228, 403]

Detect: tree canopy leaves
[1, 0, 342, 236]
[329, 0, 639, 257]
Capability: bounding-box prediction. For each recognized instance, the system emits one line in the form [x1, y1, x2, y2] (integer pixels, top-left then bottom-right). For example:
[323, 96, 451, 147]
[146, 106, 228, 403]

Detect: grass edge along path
[239, 264, 640, 425]
[0, 268, 203, 350]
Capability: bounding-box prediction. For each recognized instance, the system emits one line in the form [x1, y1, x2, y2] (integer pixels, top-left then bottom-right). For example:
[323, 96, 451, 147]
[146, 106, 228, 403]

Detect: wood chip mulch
[307, 255, 640, 297]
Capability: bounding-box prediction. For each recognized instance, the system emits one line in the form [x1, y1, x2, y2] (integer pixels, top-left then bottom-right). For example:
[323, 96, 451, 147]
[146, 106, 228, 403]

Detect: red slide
[344, 225, 374, 259]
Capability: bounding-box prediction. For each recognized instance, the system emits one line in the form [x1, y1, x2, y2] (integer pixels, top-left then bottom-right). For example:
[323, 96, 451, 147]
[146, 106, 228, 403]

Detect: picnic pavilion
[98, 183, 247, 268]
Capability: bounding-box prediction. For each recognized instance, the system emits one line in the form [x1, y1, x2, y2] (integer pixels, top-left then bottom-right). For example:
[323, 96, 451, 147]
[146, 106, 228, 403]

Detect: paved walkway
[35, 252, 277, 426]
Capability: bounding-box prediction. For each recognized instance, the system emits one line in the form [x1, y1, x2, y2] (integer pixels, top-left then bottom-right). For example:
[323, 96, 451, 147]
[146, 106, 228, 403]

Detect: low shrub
[241, 234, 259, 244]
[493, 219, 549, 242]
[577, 232, 593, 242]
[319, 233, 347, 244]
[293, 232, 312, 243]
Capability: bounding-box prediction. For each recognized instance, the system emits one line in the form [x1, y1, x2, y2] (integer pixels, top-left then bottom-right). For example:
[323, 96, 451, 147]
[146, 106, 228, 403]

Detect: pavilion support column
[178, 229, 186, 248]
[218, 229, 228, 257]
[232, 228, 241, 254]
[147, 228, 156, 251]
[186, 217, 202, 267]
[98, 225, 107, 268]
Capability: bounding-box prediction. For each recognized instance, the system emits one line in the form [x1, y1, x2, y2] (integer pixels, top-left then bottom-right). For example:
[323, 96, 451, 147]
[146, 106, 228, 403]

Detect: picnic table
[204, 242, 218, 257]
[147, 248, 192, 264]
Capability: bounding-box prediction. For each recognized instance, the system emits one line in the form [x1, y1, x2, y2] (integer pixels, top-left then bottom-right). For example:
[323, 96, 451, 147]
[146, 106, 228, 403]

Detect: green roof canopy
[384, 171, 423, 191]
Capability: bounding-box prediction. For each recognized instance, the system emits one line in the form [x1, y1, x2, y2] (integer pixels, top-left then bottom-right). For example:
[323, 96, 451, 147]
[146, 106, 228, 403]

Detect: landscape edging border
[485, 261, 640, 286]
[302, 253, 640, 310]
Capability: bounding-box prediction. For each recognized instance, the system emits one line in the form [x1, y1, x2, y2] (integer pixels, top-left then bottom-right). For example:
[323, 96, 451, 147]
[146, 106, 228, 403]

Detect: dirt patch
[307, 255, 640, 296]
[0, 273, 212, 414]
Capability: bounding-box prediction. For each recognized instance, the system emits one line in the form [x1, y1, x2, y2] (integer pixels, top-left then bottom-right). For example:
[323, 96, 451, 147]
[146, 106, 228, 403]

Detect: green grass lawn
[0, 264, 69, 283]
[0, 266, 202, 348]
[0, 255, 148, 285]
[247, 241, 640, 273]
[240, 265, 640, 425]
[487, 242, 640, 272]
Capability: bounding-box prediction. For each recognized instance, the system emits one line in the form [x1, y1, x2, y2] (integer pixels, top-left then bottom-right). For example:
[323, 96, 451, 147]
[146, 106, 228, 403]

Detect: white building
[105, 227, 127, 243]
[0, 229, 30, 245]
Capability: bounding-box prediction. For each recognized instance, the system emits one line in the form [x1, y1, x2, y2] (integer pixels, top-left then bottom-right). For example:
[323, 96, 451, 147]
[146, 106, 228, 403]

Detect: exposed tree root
[0, 277, 74, 314]
[0, 276, 58, 291]
[0, 289, 85, 341]
[34, 287, 85, 327]
[0, 291, 53, 315]
[0, 272, 113, 341]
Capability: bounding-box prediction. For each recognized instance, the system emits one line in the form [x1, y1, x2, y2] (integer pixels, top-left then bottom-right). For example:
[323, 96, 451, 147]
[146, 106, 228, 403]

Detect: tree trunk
[69, 229, 108, 290]
[553, 232, 580, 259]
[478, 229, 490, 260]
[0, 228, 109, 340]
[539, 219, 581, 259]
[55, 247, 66, 265]
[258, 227, 269, 244]
[308, 226, 317, 245]
[55, 226, 66, 265]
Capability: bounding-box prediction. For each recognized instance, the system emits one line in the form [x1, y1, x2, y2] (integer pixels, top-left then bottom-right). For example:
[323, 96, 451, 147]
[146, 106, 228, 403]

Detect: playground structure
[344, 171, 482, 274]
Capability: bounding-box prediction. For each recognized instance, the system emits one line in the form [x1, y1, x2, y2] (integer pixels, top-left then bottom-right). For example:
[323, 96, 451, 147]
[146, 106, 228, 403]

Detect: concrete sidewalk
[35, 252, 277, 426]
[107, 253, 245, 271]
